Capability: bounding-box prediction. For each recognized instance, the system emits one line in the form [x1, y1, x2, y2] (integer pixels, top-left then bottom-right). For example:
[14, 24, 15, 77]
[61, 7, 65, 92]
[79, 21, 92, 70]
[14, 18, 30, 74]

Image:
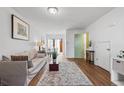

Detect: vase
[53, 59, 56, 64]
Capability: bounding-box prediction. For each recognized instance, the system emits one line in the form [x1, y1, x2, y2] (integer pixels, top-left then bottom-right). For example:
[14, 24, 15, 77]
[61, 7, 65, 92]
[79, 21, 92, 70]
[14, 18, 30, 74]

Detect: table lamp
[36, 40, 45, 52]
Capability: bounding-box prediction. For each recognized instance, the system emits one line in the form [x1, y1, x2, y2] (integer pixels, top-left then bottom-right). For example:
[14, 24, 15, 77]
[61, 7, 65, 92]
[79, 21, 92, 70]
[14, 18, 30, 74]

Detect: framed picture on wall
[11, 15, 29, 41]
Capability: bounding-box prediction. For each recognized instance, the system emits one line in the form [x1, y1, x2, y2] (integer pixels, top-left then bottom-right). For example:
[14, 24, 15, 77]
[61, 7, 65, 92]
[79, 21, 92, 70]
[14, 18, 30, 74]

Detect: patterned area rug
[37, 62, 93, 86]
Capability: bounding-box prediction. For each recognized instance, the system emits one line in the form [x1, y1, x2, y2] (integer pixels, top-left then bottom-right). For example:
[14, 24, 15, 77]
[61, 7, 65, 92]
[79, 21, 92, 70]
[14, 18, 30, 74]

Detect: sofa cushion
[28, 49, 37, 60]
[37, 53, 46, 58]
[28, 57, 47, 74]
[13, 51, 29, 56]
[12, 49, 37, 61]
[0, 61, 27, 86]
[10, 56, 34, 69]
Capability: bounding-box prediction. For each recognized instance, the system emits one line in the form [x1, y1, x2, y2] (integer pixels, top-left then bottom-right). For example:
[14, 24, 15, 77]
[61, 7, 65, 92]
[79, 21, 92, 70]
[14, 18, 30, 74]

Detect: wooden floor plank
[68, 58, 113, 86]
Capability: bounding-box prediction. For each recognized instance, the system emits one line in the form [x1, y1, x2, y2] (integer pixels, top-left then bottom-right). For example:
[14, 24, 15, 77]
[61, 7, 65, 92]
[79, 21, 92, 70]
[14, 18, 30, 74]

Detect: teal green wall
[74, 33, 84, 58]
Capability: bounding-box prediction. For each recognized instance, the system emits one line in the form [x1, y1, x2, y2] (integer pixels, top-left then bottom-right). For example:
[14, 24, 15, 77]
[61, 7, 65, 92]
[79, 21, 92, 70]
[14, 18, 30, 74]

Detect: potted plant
[52, 48, 57, 64]
[117, 50, 124, 58]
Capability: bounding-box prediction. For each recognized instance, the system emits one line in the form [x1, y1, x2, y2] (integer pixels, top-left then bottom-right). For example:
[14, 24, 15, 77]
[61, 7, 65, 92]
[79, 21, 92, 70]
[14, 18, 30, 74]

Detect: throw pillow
[11, 56, 28, 61]
[10, 56, 33, 69]
[2, 55, 10, 62]
[27, 60, 33, 69]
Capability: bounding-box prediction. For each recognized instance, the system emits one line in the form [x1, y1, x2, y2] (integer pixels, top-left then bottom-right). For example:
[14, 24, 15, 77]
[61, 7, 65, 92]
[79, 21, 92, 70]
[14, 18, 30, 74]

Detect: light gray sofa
[0, 49, 48, 86]
[27, 56, 48, 84]
[0, 61, 27, 86]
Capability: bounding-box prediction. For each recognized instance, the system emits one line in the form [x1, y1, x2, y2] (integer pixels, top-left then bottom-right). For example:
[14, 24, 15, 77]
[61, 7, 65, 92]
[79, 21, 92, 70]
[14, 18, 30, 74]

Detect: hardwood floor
[68, 58, 113, 86]
[29, 57, 113, 86]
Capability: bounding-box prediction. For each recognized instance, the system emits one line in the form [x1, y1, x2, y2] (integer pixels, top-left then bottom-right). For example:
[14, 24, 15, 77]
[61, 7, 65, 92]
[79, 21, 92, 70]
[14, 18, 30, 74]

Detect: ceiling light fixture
[48, 7, 58, 15]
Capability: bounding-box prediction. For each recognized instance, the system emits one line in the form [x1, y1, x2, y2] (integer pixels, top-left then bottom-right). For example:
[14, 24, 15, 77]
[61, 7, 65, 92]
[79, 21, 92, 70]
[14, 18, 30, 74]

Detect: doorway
[74, 33, 84, 58]
[74, 32, 89, 58]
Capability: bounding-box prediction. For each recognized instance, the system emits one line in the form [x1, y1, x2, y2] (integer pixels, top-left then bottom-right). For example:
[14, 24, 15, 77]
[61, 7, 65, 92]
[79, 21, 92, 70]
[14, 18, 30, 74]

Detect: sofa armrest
[0, 61, 28, 86]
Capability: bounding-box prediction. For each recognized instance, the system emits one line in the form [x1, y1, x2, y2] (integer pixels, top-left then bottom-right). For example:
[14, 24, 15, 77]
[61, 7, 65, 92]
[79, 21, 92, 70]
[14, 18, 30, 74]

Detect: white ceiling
[13, 7, 113, 31]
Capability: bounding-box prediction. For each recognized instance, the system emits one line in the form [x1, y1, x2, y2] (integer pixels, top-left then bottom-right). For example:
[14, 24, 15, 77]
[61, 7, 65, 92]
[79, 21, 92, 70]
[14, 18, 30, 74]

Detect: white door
[94, 41, 111, 72]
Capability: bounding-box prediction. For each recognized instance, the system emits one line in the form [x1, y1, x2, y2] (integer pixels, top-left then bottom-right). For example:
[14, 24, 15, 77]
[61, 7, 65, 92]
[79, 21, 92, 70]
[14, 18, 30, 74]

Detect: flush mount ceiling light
[48, 7, 58, 15]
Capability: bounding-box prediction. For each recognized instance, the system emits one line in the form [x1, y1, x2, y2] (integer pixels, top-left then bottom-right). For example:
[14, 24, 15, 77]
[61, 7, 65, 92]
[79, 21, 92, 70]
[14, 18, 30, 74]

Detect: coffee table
[49, 63, 59, 71]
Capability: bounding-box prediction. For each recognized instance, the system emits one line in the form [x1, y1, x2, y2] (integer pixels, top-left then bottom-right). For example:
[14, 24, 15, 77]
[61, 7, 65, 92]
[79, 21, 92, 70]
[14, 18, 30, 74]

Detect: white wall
[0, 8, 37, 59]
[65, 28, 85, 58]
[85, 8, 124, 58]
[84, 8, 124, 80]
[0, 8, 67, 60]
